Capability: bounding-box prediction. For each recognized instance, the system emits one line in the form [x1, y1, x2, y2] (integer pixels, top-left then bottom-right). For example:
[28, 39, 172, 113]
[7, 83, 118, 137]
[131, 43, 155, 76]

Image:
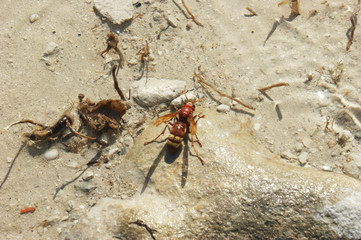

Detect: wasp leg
[190, 134, 205, 165]
[144, 121, 172, 145]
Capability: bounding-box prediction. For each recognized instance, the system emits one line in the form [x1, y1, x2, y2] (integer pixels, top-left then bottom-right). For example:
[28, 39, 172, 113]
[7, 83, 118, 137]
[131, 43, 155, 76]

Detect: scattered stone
[153, 11, 162, 21]
[132, 78, 186, 107]
[42, 42, 59, 57]
[170, 92, 197, 107]
[216, 104, 230, 113]
[298, 152, 308, 166]
[66, 161, 80, 169]
[108, 146, 119, 156]
[294, 142, 303, 152]
[7, 157, 12, 163]
[74, 182, 97, 193]
[82, 171, 94, 181]
[94, 0, 134, 25]
[29, 14, 40, 23]
[302, 137, 313, 148]
[44, 148, 59, 160]
[343, 161, 360, 179]
[321, 165, 333, 172]
[280, 151, 298, 160]
[167, 15, 178, 27]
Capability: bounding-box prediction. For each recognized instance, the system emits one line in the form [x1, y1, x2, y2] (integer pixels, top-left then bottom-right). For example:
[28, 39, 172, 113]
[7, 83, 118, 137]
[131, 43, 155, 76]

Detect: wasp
[144, 91, 205, 165]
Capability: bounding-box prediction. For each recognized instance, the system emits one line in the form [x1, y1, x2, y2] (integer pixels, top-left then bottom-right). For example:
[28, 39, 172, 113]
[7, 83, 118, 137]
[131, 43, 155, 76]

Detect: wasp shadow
[141, 143, 183, 194]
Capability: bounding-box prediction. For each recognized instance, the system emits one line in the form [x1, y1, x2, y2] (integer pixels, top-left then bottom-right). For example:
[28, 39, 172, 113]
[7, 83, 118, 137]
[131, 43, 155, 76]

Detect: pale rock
[67, 108, 361, 239]
[74, 182, 97, 193]
[322, 165, 333, 172]
[82, 171, 94, 181]
[280, 151, 298, 160]
[216, 104, 230, 113]
[132, 78, 186, 107]
[29, 14, 40, 23]
[167, 15, 178, 27]
[94, 0, 134, 25]
[44, 148, 59, 160]
[170, 92, 197, 107]
[298, 152, 308, 165]
[42, 42, 59, 57]
[302, 137, 313, 148]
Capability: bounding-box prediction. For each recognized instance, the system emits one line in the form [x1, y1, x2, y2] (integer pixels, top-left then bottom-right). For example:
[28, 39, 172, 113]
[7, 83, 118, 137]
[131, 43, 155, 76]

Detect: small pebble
[44, 149, 59, 160]
[167, 15, 178, 27]
[42, 42, 59, 57]
[280, 151, 298, 160]
[294, 142, 303, 152]
[29, 14, 40, 23]
[321, 165, 333, 172]
[298, 152, 308, 166]
[74, 182, 97, 193]
[171, 92, 197, 107]
[302, 137, 313, 148]
[82, 171, 94, 181]
[216, 104, 230, 113]
[7, 157, 12, 163]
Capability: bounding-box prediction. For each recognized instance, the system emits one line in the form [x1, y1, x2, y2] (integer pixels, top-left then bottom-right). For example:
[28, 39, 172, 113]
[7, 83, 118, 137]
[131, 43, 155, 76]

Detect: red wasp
[144, 91, 205, 165]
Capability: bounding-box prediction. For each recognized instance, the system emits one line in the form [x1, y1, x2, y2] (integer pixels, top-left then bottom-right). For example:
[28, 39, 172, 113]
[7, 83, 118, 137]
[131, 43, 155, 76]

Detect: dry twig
[258, 82, 289, 94]
[181, 0, 204, 27]
[194, 71, 255, 110]
[245, 7, 258, 16]
[346, 1, 360, 51]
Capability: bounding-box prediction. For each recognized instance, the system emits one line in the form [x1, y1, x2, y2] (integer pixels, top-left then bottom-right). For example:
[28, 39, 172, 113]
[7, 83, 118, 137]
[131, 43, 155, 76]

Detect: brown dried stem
[246, 7, 258, 16]
[258, 82, 290, 94]
[194, 71, 255, 110]
[181, 0, 204, 27]
[346, 0, 360, 51]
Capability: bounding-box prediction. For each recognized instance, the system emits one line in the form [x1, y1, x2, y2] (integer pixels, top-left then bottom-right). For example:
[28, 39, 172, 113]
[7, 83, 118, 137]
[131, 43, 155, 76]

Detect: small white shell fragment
[29, 14, 40, 23]
[44, 148, 59, 160]
[216, 104, 230, 113]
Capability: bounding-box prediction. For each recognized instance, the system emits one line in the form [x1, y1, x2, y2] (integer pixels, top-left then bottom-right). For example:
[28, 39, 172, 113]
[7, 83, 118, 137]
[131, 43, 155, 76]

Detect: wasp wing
[154, 112, 178, 126]
[189, 114, 197, 136]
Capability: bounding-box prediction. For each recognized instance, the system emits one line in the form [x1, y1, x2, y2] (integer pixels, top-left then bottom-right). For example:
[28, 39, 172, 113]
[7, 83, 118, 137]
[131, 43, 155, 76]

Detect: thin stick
[181, 0, 204, 27]
[346, 0, 360, 51]
[258, 82, 290, 94]
[246, 7, 258, 16]
[112, 65, 126, 100]
[347, 14, 358, 51]
[194, 71, 255, 110]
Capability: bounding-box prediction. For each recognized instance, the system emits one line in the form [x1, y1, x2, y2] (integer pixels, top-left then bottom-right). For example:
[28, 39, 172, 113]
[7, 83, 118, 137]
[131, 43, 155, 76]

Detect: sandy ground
[1, 0, 361, 238]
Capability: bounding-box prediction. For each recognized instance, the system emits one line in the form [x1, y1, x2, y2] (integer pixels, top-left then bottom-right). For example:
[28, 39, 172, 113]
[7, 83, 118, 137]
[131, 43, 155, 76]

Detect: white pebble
[167, 15, 178, 27]
[216, 104, 230, 113]
[29, 14, 40, 23]
[44, 148, 59, 160]
[298, 152, 308, 165]
[42, 42, 59, 57]
[321, 165, 333, 172]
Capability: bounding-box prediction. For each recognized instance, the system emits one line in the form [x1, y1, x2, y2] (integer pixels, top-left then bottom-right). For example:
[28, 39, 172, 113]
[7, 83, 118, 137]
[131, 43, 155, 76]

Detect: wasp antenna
[183, 90, 190, 103]
[192, 98, 204, 104]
